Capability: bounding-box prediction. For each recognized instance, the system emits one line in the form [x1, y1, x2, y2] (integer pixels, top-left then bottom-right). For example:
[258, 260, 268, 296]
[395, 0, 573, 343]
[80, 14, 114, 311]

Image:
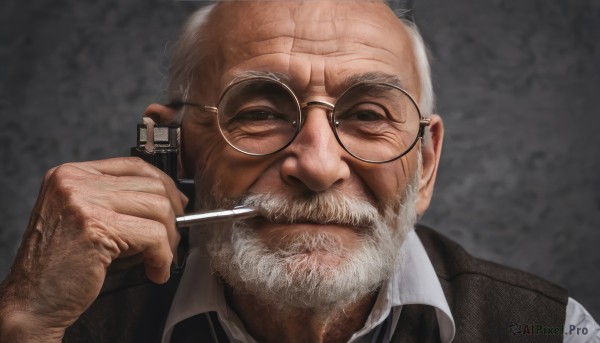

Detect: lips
[244, 215, 372, 234]
[245, 211, 374, 229]
[234, 191, 380, 230]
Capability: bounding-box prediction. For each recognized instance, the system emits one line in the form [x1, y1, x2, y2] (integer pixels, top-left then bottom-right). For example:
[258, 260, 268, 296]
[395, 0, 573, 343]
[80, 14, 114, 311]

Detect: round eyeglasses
[176, 77, 430, 164]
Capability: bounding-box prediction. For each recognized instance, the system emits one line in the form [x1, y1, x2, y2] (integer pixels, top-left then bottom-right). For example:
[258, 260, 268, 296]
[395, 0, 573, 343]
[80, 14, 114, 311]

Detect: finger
[43, 158, 165, 182]
[88, 175, 187, 215]
[90, 175, 172, 195]
[75, 157, 162, 177]
[85, 191, 180, 254]
[110, 214, 174, 284]
[44, 161, 184, 260]
[79, 158, 188, 215]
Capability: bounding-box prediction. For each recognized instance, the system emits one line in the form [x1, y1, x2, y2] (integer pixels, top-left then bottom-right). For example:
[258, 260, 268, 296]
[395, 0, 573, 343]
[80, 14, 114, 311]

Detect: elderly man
[0, 1, 598, 342]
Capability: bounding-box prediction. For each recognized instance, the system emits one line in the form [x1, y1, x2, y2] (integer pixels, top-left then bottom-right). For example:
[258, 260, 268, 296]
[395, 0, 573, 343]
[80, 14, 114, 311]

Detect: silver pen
[176, 206, 258, 228]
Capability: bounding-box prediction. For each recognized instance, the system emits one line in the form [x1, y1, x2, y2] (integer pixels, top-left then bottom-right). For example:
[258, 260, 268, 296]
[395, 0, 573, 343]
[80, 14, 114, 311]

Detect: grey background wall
[1, 0, 598, 320]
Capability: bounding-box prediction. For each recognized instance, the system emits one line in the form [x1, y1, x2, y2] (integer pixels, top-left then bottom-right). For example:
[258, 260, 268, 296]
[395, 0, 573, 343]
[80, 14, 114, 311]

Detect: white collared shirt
[162, 229, 599, 343]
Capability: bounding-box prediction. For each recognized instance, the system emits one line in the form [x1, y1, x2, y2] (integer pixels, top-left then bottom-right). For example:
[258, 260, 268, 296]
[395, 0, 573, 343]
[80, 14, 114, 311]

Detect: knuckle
[155, 196, 174, 219]
[51, 163, 80, 178]
[127, 157, 171, 181]
[146, 221, 169, 245]
[128, 156, 159, 175]
[127, 156, 147, 167]
[46, 165, 86, 201]
[43, 166, 58, 182]
[163, 174, 178, 190]
[157, 224, 169, 241]
[126, 157, 174, 188]
[149, 177, 169, 196]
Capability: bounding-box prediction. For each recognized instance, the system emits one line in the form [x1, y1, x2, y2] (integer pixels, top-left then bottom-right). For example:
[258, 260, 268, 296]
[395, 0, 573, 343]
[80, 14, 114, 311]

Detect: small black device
[100, 121, 193, 293]
[130, 123, 179, 180]
[101, 121, 256, 293]
[130, 121, 195, 211]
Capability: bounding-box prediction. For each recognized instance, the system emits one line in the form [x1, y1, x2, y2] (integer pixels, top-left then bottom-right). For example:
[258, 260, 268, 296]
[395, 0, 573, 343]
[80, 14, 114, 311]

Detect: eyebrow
[227, 70, 407, 95]
[228, 71, 292, 86]
[342, 72, 407, 90]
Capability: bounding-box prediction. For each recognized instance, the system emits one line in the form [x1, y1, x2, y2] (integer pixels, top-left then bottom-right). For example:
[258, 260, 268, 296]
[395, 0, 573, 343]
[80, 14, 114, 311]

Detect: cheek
[206, 152, 270, 198]
[181, 120, 274, 202]
[355, 155, 416, 208]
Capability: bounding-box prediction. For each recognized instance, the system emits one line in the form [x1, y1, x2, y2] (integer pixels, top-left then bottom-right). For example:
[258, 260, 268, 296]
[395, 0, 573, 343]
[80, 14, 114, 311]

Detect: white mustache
[238, 191, 380, 228]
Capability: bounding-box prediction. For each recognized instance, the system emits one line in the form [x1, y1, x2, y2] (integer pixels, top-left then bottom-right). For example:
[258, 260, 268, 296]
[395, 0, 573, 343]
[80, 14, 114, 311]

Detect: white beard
[202, 175, 419, 313]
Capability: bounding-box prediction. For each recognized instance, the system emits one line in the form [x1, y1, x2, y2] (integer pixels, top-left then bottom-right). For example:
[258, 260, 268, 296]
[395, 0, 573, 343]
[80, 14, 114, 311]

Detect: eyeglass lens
[217, 79, 421, 162]
[218, 79, 300, 155]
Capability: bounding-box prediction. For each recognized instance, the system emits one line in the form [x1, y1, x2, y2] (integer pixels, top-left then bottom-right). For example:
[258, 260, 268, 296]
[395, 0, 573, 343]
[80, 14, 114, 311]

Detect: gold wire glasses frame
[171, 76, 431, 164]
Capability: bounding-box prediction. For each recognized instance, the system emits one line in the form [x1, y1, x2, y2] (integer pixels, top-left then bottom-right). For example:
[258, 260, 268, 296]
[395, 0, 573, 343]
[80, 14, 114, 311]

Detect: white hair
[168, 4, 217, 103]
[402, 20, 435, 115]
[205, 175, 419, 313]
[167, 2, 436, 115]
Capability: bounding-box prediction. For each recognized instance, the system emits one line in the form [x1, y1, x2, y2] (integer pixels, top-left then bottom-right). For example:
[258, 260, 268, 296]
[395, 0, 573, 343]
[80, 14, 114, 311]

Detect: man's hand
[0, 157, 187, 342]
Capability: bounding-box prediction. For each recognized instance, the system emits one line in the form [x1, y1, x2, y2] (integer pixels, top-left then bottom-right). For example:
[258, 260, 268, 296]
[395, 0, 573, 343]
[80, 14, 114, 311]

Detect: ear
[416, 114, 444, 216]
[143, 103, 191, 178]
[143, 103, 180, 125]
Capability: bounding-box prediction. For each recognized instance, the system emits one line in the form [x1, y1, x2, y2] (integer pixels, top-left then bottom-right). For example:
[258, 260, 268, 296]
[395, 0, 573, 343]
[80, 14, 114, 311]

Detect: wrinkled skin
[0, 1, 443, 342]
[175, 2, 443, 342]
[0, 158, 187, 341]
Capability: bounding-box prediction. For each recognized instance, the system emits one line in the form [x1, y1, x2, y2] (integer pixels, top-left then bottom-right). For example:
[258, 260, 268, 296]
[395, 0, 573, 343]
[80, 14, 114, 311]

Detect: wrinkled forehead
[202, 0, 417, 93]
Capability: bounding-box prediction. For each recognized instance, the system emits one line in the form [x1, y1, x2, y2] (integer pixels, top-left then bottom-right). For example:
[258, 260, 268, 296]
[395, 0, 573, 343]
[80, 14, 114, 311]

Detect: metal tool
[176, 206, 258, 228]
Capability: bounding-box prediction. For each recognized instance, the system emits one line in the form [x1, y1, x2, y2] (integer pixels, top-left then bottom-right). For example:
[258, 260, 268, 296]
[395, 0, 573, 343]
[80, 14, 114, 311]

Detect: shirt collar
[386, 229, 455, 342]
[163, 228, 456, 343]
[162, 246, 257, 343]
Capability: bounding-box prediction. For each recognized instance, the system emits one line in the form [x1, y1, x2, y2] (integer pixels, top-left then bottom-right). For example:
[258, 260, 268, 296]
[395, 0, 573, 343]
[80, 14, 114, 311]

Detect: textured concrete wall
[1, 0, 598, 319]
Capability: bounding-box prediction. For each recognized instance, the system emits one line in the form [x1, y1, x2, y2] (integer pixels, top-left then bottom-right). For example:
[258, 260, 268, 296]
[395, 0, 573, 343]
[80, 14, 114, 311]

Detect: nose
[280, 105, 350, 192]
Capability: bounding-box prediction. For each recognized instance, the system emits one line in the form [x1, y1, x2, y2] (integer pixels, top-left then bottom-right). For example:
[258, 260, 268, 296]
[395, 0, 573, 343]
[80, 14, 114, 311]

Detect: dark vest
[64, 225, 567, 342]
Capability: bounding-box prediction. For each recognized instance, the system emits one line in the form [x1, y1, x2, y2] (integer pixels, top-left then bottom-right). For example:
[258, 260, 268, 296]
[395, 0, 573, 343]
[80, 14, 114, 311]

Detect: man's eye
[351, 110, 383, 121]
[340, 109, 386, 122]
[337, 102, 389, 122]
[234, 110, 278, 121]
